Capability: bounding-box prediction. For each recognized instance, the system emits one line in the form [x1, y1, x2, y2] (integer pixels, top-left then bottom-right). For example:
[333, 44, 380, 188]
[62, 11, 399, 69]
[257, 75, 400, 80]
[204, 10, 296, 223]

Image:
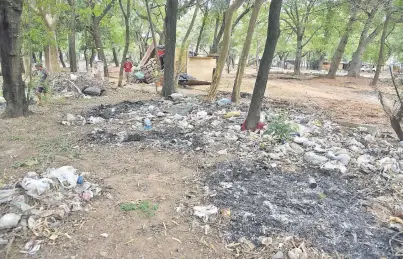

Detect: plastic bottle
[144, 118, 152, 130]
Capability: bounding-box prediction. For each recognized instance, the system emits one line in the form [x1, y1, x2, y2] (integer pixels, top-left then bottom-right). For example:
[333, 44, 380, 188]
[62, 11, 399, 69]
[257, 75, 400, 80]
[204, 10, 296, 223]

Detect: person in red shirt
[123, 58, 133, 84]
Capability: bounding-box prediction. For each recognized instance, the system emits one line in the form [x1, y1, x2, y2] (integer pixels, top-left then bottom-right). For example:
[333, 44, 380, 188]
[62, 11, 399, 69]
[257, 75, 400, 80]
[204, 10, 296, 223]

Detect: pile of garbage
[64, 93, 403, 256]
[0, 166, 101, 254]
[52, 72, 106, 98]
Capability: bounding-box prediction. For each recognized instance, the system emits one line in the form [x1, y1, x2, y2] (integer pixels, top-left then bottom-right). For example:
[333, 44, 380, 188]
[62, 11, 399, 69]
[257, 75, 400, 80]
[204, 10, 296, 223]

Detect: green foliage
[120, 201, 159, 217]
[264, 113, 298, 141]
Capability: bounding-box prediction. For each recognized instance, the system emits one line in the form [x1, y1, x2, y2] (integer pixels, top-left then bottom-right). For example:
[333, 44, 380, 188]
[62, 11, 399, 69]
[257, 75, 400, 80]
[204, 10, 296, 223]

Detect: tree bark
[371, 13, 391, 86]
[145, 0, 161, 75]
[327, 5, 357, 78]
[245, 0, 282, 130]
[32, 53, 37, 63]
[210, 16, 220, 54]
[59, 48, 66, 67]
[294, 33, 302, 75]
[90, 48, 95, 67]
[195, 8, 208, 55]
[162, 0, 178, 97]
[391, 117, 403, 141]
[112, 47, 119, 67]
[0, 0, 29, 118]
[175, 5, 199, 83]
[90, 0, 115, 77]
[207, 0, 244, 101]
[68, 0, 77, 72]
[93, 21, 108, 77]
[118, 0, 131, 87]
[347, 7, 380, 77]
[231, 0, 264, 103]
[39, 51, 42, 61]
[84, 47, 89, 71]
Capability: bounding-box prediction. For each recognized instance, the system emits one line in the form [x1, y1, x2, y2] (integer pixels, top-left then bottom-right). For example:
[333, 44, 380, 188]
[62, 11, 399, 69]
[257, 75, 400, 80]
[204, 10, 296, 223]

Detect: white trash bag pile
[0, 166, 102, 254]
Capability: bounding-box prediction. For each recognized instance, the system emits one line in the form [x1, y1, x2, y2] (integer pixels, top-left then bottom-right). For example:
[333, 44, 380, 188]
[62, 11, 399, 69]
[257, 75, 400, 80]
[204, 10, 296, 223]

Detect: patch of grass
[120, 201, 159, 217]
[11, 157, 40, 168]
[264, 113, 298, 141]
[8, 135, 23, 141]
[38, 136, 80, 164]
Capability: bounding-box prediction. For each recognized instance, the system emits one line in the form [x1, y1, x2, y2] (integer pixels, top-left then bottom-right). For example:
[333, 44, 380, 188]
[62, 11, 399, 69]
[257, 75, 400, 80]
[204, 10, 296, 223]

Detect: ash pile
[0, 166, 102, 255]
[65, 93, 403, 257]
[52, 72, 106, 98]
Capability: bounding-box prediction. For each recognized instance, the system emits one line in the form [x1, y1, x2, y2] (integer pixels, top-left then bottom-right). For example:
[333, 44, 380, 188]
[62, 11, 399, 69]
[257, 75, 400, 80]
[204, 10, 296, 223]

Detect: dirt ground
[0, 68, 393, 258]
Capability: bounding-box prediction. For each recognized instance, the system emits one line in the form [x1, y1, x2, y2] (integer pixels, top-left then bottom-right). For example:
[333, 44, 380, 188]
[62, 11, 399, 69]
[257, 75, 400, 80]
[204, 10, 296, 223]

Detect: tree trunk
[210, 16, 220, 54]
[112, 47, 119, 67]
[294, 33, 302, 75]
[318, 52, 325, 71]
[32, 53, 37, 63]
[68, 0, 77, 72]
[118, 0, 131, 87]
[59, 48, 66, 67]
[93, 21, 109, 77]
[245, 0, 282, 130]
[347, 9, 379, 77]
[145, 0, 161, 79]
[84, 47, 89, 71]
[44, 46, 50, 70]
[327, 5, 357, 78]
[0, 0, 29, 118]
[39, 51, 42, 61]
[232, 0, 264, 103]
[175, 6, 199, 83]
[162, 0, 178, 97]
[245, 0, 283, 130]
[371, 13, 391, 86]
[195, 8, 208, 55]
[391, 117, 403, 141]
[207, 0, 244, 101]
[90, 48, 95, 67]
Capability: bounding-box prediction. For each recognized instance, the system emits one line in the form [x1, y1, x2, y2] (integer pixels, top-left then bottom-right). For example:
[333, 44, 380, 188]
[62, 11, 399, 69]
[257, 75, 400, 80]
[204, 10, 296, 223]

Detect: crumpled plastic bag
[194, 205, 218, 222]
[45, 166, 78, 189]
[21, 177, 54, 198]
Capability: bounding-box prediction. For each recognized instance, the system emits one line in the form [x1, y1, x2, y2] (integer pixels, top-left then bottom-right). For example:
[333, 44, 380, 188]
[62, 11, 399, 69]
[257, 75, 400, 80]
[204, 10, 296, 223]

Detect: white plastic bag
[45, 166, 78, 189]
[21, 177, 54, 197]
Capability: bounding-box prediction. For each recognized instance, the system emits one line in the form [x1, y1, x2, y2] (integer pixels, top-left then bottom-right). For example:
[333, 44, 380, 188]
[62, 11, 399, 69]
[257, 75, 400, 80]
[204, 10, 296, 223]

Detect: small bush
[264, 113, 298, 141]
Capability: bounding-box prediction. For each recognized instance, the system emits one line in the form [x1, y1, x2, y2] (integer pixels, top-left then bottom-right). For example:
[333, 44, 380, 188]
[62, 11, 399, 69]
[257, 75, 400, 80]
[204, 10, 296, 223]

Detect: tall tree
[162, 0, 178, 97]
[231, 0, 264, 103]
[282, 0, 320, 75]
[67, 0, 77, 72]
[89, 0, 116, 78]
[30, 0, 65, 74]
[0, 0, 29, 118]
[195, 5, 209, 55]
[207, 0, 244, 101]
[371, 1, 395, 85]
[117, 0, 130, 87]
[327, 2, 358, 78]
[175, 5, 199, 83]
[145, 0, 161, 75]
[245, 0, 282, 130]
[347, 1, 383, 77]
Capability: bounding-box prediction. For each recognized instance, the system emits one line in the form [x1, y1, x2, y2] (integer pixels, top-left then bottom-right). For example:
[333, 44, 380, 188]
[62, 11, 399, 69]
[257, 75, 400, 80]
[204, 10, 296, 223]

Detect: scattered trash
[224, 111, 241, 119]
[193, 205, 218, 222]
[144, 118, 152, 130]
[258, 236, 273, 246]
[272, 251, 284, 259]
[0, 166, 101, 253]
[20, 240, 42, 255]
[100, 233, 109, 238]
[217, 98, 232, 106]
[308, 177, 317, 189]
[0, 213, 21, 229]
[303, 152, 328, 165]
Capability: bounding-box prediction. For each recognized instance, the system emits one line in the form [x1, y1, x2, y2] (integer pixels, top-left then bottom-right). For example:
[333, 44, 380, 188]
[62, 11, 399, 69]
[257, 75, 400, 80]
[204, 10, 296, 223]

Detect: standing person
[34, 63, 49, 105]
[123, 57, 133, 84]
